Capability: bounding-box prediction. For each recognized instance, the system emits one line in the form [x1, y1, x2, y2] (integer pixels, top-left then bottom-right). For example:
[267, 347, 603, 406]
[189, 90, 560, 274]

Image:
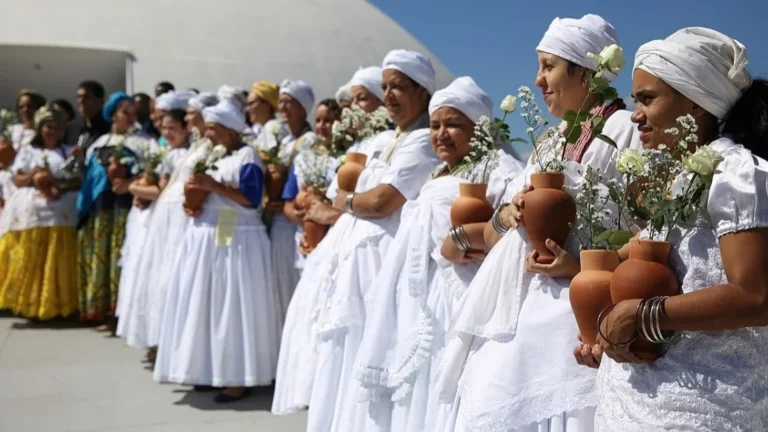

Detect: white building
[0, 0, 453, 108]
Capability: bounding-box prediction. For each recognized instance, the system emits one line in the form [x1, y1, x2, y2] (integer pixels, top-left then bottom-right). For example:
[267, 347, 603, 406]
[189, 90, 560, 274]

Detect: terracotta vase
[135, 174, 157, 207]
[520, 172, 576, 264]
[0, 140, 16, 167]
[570, 250, 620, 345]
[610, 238, 679, 361]
[265, 164, 286, 202]
[107, 160, 128, 182]
[183, 182, 210, 211]
[304, 220, 329, 250]
[337, 152, 367, 192]
[33, 169, 56, 199]
[450, 183, 494, 226]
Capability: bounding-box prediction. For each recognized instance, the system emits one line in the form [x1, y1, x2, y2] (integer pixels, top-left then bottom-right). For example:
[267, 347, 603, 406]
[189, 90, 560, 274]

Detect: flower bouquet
[183, 142, 226, 211]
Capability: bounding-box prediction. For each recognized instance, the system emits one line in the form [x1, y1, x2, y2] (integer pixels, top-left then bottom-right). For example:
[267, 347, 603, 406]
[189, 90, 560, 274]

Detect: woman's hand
[128, 180, 142, 196]
[334, 190, 351, 211]
[596, 299, 650, 365]
[187, 173, 217, 192]
[525, 239, 580, 278]
[305, 200, 336, 225]
[499, 185, 533, 229]
[111, 178, 132, 195]
[573, 333, 603, 369]
[133, 196, 149, 210]
[440, 236, 487, 264]
[183, 204, 202, 218]
[298, 236, 314, 257]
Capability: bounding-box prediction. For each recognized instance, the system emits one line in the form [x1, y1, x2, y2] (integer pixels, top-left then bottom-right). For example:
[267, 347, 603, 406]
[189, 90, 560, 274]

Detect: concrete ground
[0, 313, 307, 432]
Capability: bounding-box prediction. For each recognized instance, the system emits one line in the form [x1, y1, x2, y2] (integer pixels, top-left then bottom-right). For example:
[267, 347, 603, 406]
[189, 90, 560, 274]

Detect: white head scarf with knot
[382, 49, 437, 95]
[537, 14, 620, 81]
[216, 85, 246, 112]
[188, 92, 219, 113]
[428, 76, 493, 124]
[634, 27, 751, 119]
[280, 79, 315, 115]
[335, 82, 352, 103]
[156, 90, 195, 111]
[349, 66, 384, 102]
[202, 100, 248, 133]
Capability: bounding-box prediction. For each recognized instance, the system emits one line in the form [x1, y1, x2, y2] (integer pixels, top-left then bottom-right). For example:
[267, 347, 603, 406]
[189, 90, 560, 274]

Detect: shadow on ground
[172, 385, 276, 411]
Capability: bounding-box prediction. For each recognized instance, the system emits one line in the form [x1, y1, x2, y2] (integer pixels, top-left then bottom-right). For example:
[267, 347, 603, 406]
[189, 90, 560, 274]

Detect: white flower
[526, 127, 534, 133]
[119, 157, 134, 165]
[598, 44, 625, 71]
[210, 144, 227, 161]
[664, 127, 680, 136]
[500, 95, 517, 113]
[683, 145, 723, 181]
[270, 122, 283, 136]
[616, 148, 647, 176]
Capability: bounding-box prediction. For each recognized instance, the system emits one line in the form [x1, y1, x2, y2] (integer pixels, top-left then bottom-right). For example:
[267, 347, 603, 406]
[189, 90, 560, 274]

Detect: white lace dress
[596, 137, 768, 432]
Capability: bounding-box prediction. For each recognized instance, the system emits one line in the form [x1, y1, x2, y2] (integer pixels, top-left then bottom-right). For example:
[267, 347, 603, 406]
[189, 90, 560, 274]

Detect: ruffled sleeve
[707, 138, 768, 237]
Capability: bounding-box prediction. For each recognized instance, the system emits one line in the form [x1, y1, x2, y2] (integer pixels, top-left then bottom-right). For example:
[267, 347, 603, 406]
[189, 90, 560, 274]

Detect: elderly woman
[353, 77, 525, 431]
[593, 28, 768, 432]
[248, 81, 289, 151]
[305, 49, 441, 432]
[184, 92, 218, 140]
[437, 15, 642, 432]
[0, 106, 78, 320]
[9, 89, 47, 150]
[77, 92, 150, 331]
[153, 100, 280, 404]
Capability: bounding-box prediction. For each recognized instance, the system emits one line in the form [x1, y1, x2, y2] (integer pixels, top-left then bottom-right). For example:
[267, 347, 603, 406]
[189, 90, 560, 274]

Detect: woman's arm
[441, 222, 489, 263]
[283, 200, 305, 225]
[13, 170, 34, 188]
[186, 174, 253, 207]
[129, 182, 161, 201]
[333, 185, 406, 219]
[158, 175, 169, 191]
[484, 186, 532, 248]
[305, 200, 342, 225]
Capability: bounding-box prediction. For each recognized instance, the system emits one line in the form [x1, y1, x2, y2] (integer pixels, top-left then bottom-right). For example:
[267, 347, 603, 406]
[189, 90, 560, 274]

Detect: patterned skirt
[77, 208, 129, 322]
[0, 227, 78, 320]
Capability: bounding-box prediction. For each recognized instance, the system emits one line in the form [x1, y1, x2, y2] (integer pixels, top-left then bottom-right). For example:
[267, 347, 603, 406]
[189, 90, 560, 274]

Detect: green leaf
[563, 110, 577, 124]
[595, 133, 617, 147]
[602, 87, 619, 101]
[608, 230, 633, 248]
[509, 137, 527, 143]
[592, 116, 606, 131]
[594, 229, 613, 243]
[566, 124, 582, 143]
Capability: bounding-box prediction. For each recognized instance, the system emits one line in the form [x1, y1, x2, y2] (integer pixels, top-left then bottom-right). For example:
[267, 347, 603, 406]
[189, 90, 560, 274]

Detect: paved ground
[0, 313, 307, 432]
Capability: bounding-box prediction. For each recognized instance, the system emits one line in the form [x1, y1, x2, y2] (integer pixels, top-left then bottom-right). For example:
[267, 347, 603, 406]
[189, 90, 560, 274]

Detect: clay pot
[265, 164, 286, 202]
[337, 152, 367, 192]
[183, 182, 210, 211]
[610, 238, 679, 361]
[520, 172, 576, 264]
[0, 140, 16, 167]
[450, 183, 494, 226]
[570, 250, 620, 345]
[107, 160, 128, 182]
[135, 174, 157, 208]
[304, 220, 329, 250]
[33, 169, 56, 199]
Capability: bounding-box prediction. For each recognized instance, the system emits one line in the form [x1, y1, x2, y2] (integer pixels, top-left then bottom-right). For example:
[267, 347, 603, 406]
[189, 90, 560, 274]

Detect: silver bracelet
[637, 296, 674, 344]
[491, 203, 511, 235]
[345, 193, 355, 214]
[450, 225, 472, 252]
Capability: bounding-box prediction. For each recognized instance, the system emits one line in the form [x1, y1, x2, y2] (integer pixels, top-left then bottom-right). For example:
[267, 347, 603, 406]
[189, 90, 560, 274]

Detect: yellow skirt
[0, 227, 78, 320]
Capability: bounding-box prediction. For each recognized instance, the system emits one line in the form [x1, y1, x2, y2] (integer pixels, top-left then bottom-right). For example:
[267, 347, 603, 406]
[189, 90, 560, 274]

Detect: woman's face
[382, 69, 428, 129]
[350, 85, 382, 114]
[314, 104, 337, 139]
[185, 106, 204, 133]
[630, 69, 699, 150]
[535, 52, 590, 119]
[429, 106, 475, 168]
[151, 107, 165, 130]
[17, 95, 37, 124]
[161, 116, 190, 149]
[204, 122, 236, 147]
[246, 92, 273, 126]
[278, 94, 306, 125]
[40, 120, 62, 147]
[113, 101, 137, 134]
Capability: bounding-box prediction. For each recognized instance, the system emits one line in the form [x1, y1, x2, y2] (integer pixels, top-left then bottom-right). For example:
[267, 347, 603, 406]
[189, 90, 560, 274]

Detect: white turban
[335, 82, 352, 103]
[188, 92, 219, 113]
[280, 79, 315, 115]
[155, 90, 195, 111]
[429, 76, 493, 124]
[216, 85, 246, 111]
[202, 100, 248, 132]
[537, 14, 620, 81]
[349, 66, 384, 101]
[634, 27, 751, 119]
[382, 49, 437, 95]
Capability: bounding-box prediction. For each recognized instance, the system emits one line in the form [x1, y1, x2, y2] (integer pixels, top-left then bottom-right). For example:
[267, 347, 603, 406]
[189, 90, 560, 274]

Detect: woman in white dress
[306, 49, 441, 432]
[271, 67, 393, 417]
[592, 28, 768, 432]
[116, 105, 193, 359]
[247, 80, 289, 152]
[436, 14, 642, 432]
[270, 80, 318, 319]
[153, 100, 280, 404]
[354, 77, 525, 431]
[9, 90, 46, 151]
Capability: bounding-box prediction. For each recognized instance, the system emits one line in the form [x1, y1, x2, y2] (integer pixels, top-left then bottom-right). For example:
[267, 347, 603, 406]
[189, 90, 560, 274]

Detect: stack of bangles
[491, 203, 510, 235]
[449, 225, 472, 251]
[597, 296, 675, 346]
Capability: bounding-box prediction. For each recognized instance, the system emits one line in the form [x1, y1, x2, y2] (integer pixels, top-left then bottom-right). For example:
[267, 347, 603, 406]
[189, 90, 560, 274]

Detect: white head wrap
[335, 82, 352, 103]
[634, 27, 751, 119]
[155, 90, 195, 111]
[428, 76, 493, 124]
[537, 14, 620, 81]
[382, 49, 437, 95]
[216, 85, 246, 112]
[202, 100, 248, 132]
[188, 92, 219, 113]
[349, 66, 384, 101]
[280, 79, 315, 115]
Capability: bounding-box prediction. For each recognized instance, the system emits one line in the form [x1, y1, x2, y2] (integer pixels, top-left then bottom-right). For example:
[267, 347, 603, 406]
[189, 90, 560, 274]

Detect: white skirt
[270, 214, 300, 320]
[453, 405, 596, 432]
[117, 198, 190, 348]
[115, 205, 152, 320]
[153, 217, 281, 387]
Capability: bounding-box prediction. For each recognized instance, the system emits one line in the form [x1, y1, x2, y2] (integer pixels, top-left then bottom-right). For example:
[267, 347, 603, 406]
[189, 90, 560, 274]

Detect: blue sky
[370, 0, 768, 157]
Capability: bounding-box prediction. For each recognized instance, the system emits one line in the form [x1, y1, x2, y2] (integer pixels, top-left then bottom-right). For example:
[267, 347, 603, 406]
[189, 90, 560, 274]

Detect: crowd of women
[1, 11, 767, 432]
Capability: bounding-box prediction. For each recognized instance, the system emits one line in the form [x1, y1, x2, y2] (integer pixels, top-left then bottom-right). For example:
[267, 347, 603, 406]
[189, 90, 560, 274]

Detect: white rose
[683, 145, 723, 181]
[599, 44, 625, 71]
[500, 95, 517, 113]
[210, 144, 227, 160]
[616, 148, 647, 176]
[270, 122, 283, 136]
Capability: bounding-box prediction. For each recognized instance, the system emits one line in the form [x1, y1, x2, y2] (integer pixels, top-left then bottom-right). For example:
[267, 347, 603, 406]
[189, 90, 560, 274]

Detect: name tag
[216, 208, 238, 246]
